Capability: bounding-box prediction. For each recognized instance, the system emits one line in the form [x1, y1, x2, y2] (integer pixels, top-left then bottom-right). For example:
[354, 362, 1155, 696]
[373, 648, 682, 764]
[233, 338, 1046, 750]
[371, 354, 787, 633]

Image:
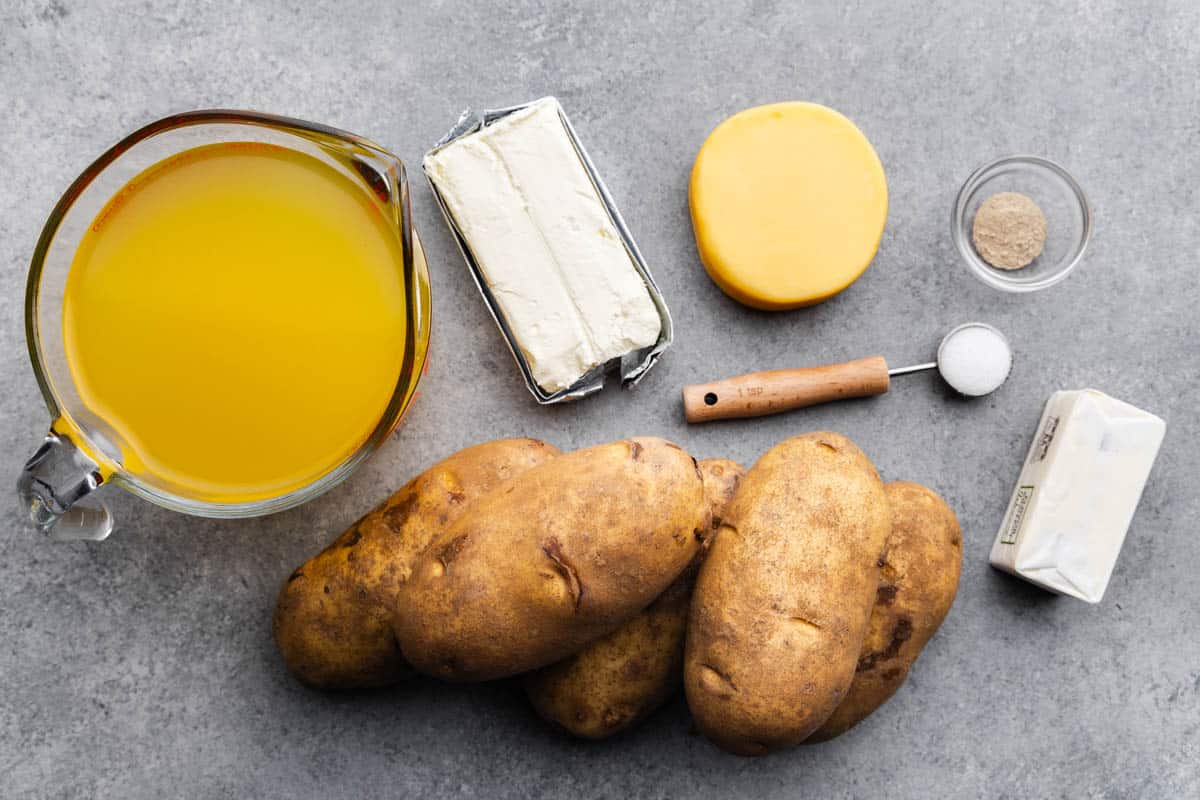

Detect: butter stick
[989, 389, 1165, 603]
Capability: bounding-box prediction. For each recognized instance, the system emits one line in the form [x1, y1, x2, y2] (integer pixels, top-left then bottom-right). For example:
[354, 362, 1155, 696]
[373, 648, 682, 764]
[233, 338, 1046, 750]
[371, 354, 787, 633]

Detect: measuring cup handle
[17, 429, 113, 541]
[682, 356, 891, 423]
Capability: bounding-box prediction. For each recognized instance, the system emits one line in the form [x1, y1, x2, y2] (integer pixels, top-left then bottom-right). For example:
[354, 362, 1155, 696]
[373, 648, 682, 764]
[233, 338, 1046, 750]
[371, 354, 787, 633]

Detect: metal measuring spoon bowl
[934, 322, 1013, 396]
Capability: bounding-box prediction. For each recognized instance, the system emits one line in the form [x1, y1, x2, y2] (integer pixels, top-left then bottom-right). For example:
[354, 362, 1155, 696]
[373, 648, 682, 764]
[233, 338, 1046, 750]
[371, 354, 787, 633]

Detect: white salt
[938, 324, 1012, 396]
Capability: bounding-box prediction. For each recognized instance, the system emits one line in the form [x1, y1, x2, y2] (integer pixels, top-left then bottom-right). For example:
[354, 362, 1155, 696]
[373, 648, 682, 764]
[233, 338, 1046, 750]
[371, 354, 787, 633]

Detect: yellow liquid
[63, 142, 408, 502]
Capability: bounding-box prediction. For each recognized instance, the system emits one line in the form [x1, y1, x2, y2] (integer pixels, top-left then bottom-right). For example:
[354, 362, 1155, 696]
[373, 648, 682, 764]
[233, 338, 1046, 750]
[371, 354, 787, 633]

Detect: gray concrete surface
[2, 1, 1198, 797]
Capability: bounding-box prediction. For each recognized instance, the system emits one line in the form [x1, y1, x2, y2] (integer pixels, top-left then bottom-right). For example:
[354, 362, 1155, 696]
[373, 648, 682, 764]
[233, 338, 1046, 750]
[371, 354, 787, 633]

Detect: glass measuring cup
[18, 111, 432, 540]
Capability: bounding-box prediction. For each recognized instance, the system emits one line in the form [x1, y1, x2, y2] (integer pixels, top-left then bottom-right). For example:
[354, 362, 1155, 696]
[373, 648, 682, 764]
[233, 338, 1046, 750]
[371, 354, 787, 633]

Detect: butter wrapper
[424, 97, 673, 404]
[989, 389, 1165, 603]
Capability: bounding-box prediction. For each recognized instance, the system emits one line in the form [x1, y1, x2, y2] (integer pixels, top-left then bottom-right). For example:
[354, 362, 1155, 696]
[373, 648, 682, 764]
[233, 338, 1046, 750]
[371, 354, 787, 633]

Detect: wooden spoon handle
[682, 356, 891, 423]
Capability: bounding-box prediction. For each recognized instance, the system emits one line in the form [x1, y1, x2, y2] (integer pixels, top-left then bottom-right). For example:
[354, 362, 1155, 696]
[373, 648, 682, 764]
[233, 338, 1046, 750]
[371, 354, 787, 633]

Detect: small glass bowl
[952, 155, 1091, 292]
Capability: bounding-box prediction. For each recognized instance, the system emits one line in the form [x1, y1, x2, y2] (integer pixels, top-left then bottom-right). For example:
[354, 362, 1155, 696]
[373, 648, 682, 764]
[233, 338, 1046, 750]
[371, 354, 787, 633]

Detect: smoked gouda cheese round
[689, 102, 888, 310]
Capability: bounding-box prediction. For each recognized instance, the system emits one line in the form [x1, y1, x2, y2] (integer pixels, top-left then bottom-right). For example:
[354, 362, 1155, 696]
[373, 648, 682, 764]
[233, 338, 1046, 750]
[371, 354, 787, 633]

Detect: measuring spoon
[682, 322, 1012, 423]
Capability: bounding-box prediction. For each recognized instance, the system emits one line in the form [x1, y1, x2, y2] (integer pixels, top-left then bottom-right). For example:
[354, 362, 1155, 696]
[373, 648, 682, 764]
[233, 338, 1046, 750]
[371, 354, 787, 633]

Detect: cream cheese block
[989, 389, 1165, 603]
[424, 98, 662, 393]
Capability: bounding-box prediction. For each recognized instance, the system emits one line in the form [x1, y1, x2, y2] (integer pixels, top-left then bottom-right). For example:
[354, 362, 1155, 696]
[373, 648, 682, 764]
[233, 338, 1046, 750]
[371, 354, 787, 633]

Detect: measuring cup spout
[17, 429, 113, 541]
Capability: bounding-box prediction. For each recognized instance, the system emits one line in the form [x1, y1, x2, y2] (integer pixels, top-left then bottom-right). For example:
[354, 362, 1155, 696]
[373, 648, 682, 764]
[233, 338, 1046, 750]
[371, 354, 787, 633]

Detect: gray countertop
[2, 1, 1197, 797]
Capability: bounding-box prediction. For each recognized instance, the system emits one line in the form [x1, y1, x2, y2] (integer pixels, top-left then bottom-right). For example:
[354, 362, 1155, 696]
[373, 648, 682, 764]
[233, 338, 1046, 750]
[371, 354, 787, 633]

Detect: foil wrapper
[424, 97, 674, 404]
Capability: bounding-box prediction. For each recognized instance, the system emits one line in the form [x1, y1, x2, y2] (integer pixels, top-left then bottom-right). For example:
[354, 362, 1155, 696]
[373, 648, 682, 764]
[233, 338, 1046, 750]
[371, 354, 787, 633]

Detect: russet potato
[273, 438, 560, 689]
[395, 437, 709, 682]
[523, 458, 745, 738]
[807, 481, 961, 742]
[684, 432, 891, 755]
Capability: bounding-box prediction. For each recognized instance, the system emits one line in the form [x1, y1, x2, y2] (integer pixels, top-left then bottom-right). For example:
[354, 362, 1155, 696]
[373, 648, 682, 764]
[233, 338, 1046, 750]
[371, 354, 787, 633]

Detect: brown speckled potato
[523, 458, 746, 739]
[395, 437, 708, 682]
[696, 459, 747, 554]
[272, 438, 561, 689]
[685, 432, 892, 755]
[806, 481, 962, 742]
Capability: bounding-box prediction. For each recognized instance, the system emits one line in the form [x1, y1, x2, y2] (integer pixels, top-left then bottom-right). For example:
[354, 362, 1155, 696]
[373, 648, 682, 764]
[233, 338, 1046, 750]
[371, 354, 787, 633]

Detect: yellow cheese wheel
[689, 102, 888, 310]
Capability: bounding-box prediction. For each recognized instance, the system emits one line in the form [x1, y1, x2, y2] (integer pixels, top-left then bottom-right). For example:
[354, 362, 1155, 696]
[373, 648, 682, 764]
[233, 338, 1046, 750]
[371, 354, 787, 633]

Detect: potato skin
[807, 481, 962, 742]
[523, 459, 745, 739]
[395, 438, 708, 682]
[696, 459, 747, 554]
[272, 438, 560, 689]
[685, 432, 891, 755]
